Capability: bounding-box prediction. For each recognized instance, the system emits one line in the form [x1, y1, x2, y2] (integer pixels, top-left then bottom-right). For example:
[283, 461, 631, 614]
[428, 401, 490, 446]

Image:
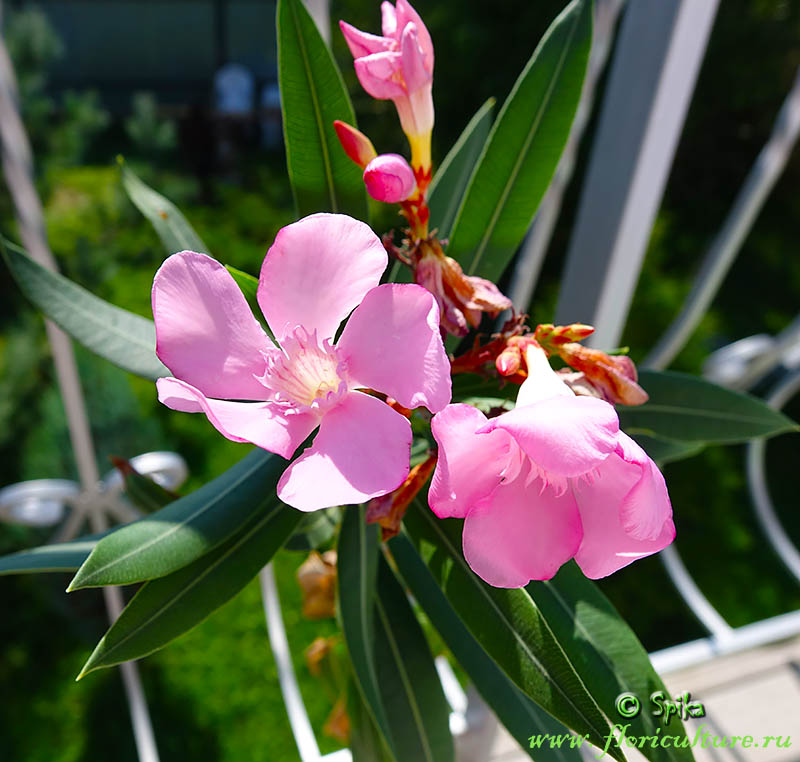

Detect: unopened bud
[534, 323, 595, 350]
[558, 343, 648, 406]
[496, 345, 522, 376]
[333, 120, 377, 168]
[363, 153, 417, 203]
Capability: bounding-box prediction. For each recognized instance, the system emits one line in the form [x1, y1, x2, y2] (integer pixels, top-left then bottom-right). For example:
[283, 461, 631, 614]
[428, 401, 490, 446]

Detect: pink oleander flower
[429, 345, 674, 587]
[340, 0, 434, 173]
[363, 153, 417, 203]
[152, 213, 451, 512]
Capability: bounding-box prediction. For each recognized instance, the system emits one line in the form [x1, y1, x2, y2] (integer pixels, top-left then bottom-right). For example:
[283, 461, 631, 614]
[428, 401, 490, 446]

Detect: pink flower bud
[363, 153, 416, 203]
[333, 120, 377, 169]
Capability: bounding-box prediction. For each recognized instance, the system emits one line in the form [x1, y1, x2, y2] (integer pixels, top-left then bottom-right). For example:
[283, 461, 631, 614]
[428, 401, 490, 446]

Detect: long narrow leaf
[375, 556, 454, 762]
[278, 0, 367, 219]
[337, 507, 393, 752]
[619, 370, 798, 443]
[404, 502, 622, 760]
[529, 562, 696, 762]
[69, 450, 286, 589]
[0, 533, 108, 575]
[427, 98, 495, 240]
[2, 239, 167, 380]
[448, 0, 592, 283]
[77, 503, 301, 677]
[120, 162, 209, 255]
[389, 533, 583, 761]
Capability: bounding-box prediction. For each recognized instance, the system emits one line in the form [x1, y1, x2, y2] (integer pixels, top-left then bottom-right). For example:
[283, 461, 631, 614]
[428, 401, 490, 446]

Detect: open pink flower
[429, 345, 674, 587]
[152, 213, 451, 512]
[340, 0, 434, 171]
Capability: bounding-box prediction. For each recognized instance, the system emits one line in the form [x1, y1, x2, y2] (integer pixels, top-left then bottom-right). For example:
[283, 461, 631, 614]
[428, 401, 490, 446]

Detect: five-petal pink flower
[152, 213, 451, 512]
[429, 345, 674, 587]
[340, 0, 434, 171]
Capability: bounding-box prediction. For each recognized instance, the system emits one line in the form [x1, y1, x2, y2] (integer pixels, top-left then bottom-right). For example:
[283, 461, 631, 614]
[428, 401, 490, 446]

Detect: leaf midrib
[626, 402, 790, 426]
[15, 252, 158, 356]
[418, 508, 609, 744]
[288, 0, 337, 212]
[375, 596, 436, 762]
[466, 3, 582, 276]
[76, 456, 273, 586]
[82, 505, 279, 673]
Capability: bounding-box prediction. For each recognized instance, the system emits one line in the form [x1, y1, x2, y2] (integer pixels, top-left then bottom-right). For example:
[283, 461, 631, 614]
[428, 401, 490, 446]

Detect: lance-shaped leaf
[374, 556, 454, 762]
[77, 503, 301, 677]
[0, 533, 108, 575]
[528, 562, 696, 762]
[224, 264, 275, 338]
[448, 0, 592, 283]
[1, 239, 167, 380]
[389, 533, 583, 761]
[120, 161, 209, 255]
[630, 433, 705, 466]
[428, 98, 495, 240]
[110, 456, 178, 513]
[337, 507, 393, 750]
[68, 449, 286, 589]
[619, 370, 799, 443]
[403, 502, 622, 760]
[278, 0, 368, 219]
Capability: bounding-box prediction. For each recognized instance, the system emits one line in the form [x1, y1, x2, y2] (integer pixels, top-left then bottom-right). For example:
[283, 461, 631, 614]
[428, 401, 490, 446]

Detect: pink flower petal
[353, 52, 407, 100]
[614, 433, 674, 541]
[257, 214, 387, 342]
[480, 396, 619, 477]
[277, 391, 411, 512]
[156, 377, 318, 459]
[152, 251, 275, 400]
[573, 437, 675, 579]
[381, 1, 398, 37]
[515, 344, 573, 407]
[337, 284, 451, 412]
[395, 0, 434, 69]
[400, 23, 431, 93]
[428, 404, 515, 519]
[339, 20, 393, 58]
[462, 462, 583, 587]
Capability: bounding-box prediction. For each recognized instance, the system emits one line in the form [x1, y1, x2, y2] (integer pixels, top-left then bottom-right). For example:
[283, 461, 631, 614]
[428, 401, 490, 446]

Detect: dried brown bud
[558, 343, 648, 406]
[296, 550, 338, 619]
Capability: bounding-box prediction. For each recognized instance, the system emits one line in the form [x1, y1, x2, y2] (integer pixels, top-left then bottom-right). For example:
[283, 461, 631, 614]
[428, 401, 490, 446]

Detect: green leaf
[619, 370, 799, 443]
[427, 98, 495, 240]
[223, 264, 276, 338]
[1, 239, 167, 381]
[277, 0, 368, 219]
[68, 449, 286, 589]
[528, 562, 697, 762]
[0, 533, 108, 575]
[120, 161, 209, 255]
[629, 433, 706, 466]
[403, 502, 622, 760]
[77, 504, 301, 677]
[337, 507, 393, 751]
[448, 0, 592, 283]
[348, 674, 394, 762]
[374, 556, 454, 762]
[284, 506, 341, 551]
[389, 533, 583, 761]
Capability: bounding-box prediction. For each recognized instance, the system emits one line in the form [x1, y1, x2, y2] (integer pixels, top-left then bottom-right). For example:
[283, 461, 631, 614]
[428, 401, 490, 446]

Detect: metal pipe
[645, 67, 800, 371]
[746, 368, 800, 584]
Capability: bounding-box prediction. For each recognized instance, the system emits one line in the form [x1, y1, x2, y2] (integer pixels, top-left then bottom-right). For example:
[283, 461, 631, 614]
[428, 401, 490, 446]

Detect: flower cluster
[151, 0, 675, 589]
